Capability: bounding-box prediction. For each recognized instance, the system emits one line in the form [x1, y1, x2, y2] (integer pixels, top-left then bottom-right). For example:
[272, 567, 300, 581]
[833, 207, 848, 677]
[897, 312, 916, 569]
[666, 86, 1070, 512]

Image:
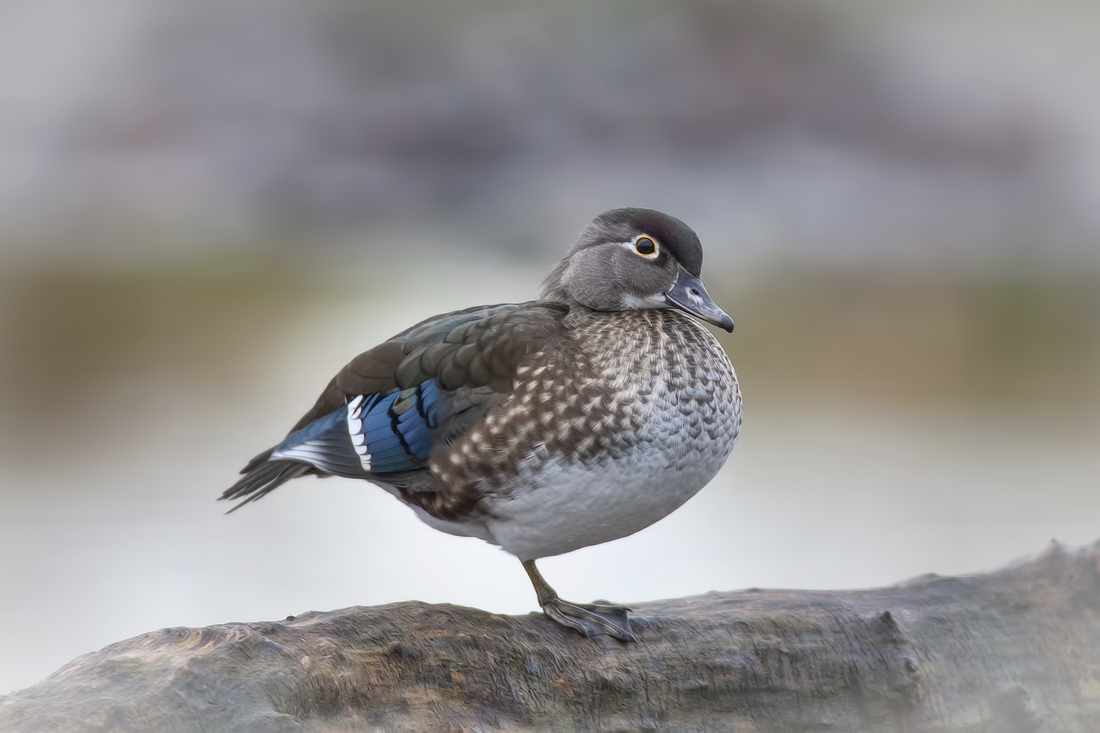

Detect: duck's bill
[665, 270, 734, 332]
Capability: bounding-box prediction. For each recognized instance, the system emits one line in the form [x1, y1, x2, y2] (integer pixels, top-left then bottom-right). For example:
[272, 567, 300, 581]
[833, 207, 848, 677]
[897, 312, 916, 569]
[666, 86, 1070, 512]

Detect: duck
[221, 207, 741, 641]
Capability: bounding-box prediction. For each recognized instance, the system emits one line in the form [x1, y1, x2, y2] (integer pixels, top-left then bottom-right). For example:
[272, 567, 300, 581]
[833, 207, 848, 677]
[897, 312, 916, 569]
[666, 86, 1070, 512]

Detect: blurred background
[2, 0, 1099, 694]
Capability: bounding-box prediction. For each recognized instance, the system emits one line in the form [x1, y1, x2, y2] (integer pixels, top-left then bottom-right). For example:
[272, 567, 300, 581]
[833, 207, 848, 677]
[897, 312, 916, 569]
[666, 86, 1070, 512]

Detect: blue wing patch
[271, 380, 446, 477]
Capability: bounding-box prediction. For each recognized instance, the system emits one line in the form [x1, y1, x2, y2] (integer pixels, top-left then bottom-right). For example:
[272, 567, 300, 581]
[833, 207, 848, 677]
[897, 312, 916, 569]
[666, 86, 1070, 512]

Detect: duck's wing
[220, 301, 568, 511]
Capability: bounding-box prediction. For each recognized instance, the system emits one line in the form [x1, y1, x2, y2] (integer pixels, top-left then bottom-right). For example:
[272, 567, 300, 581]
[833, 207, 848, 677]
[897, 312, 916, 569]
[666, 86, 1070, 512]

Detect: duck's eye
[633, 236, 657, 257]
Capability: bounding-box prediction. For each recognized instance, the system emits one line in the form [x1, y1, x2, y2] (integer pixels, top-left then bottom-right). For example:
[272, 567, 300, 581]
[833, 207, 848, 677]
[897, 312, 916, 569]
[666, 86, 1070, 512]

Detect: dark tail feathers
[219, 450, 312, 513]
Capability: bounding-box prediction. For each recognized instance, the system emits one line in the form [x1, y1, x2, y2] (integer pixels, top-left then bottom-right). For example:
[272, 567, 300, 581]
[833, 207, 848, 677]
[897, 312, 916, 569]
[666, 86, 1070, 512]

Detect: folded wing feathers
[220, 302, 568, 509]
[220, 381, 446, 508]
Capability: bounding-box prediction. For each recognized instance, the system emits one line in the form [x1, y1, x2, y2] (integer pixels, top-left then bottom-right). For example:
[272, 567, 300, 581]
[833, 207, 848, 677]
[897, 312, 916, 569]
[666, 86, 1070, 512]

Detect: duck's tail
[219, 448, 313, 513]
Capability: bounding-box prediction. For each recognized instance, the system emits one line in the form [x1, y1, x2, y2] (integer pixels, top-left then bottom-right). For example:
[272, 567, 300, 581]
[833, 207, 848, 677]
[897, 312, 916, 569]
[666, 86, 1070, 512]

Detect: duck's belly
[406, 437, 731, 559]
[482, 425, 735, 560]
[403, 398, 739, 557]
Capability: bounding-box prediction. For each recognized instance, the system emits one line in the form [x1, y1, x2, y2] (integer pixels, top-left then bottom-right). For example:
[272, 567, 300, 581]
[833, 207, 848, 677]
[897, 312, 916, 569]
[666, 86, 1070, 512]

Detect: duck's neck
[563, 308, 716, 376]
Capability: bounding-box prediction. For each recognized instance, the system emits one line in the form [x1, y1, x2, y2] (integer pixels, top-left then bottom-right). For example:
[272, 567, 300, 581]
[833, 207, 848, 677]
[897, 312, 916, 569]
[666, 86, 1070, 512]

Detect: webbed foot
[540, 597, 637, 641]
[521, 558, 637, 642]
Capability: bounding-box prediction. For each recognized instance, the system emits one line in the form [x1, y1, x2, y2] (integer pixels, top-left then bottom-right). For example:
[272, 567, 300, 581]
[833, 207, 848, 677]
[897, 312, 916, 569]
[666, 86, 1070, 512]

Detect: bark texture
[2, 540, 1099, 732]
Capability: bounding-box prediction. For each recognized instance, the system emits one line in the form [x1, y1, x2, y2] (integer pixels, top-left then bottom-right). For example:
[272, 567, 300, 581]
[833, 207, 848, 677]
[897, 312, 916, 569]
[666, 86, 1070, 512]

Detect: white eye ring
[626, 235, 659, 259]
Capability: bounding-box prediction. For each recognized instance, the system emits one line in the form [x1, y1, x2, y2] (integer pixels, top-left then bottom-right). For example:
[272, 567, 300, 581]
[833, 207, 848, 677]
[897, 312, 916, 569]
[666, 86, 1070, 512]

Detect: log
[3, 540, 1099, 732]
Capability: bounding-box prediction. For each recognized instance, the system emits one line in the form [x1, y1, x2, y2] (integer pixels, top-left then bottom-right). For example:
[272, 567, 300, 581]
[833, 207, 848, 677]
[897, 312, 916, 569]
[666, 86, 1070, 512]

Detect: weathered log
[3, 540, 1099, 732]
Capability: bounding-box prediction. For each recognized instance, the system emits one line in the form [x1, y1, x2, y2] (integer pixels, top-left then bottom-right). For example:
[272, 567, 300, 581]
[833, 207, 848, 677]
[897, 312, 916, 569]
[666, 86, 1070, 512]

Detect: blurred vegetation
[5, 0, 1094, 266]
[2, 261, 1096, 454]
[0, 263, 348, 443]
[721, 270, 1100, 411]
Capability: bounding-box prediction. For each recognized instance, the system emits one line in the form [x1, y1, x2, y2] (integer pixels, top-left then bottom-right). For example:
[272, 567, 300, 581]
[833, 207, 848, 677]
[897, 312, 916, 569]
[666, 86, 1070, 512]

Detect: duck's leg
[521, 559, 636, 642]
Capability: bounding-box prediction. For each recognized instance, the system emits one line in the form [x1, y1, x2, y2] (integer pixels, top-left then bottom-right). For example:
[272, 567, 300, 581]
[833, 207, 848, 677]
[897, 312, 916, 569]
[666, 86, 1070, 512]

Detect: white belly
[483, 431, 733, 560]
[401, 445, 730, 560]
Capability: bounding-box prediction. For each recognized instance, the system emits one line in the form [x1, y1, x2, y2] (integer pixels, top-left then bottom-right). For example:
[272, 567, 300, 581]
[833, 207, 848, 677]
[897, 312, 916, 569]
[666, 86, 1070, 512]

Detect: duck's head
[541, 208, 734, 332]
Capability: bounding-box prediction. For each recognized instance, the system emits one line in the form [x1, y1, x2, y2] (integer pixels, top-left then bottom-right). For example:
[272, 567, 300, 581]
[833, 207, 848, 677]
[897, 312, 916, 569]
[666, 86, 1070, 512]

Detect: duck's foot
[540, 598, 637, 641]
[521, 558, 638, 641]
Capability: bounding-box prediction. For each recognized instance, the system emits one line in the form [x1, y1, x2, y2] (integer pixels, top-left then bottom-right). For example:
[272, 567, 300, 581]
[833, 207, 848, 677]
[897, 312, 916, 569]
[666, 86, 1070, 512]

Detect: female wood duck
[222, 208, 741, 641]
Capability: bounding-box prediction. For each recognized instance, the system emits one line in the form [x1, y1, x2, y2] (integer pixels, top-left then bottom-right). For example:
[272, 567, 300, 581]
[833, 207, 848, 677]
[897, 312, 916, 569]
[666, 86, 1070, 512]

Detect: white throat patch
[620, 292, 669, 310]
